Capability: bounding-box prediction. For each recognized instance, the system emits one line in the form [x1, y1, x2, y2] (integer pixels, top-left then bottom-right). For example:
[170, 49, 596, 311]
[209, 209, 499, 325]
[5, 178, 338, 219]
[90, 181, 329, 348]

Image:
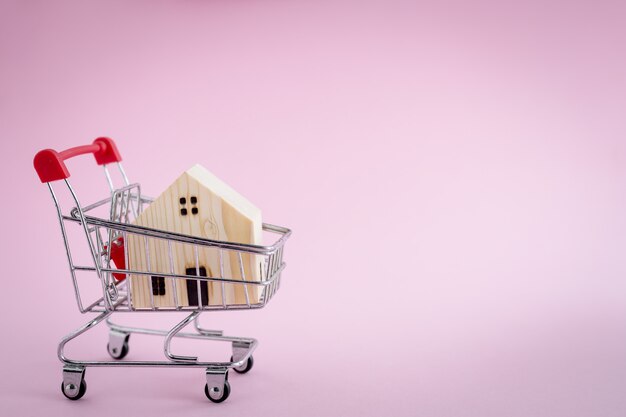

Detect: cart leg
[107, 329, 130, 359]
[205, 368, 230, 403]
[59, 310, 112, 364]
[193, 315, 223, 336]
[61, 366, 86, 400]
[57, 311, 111, 400]
[231, 341, 254, 374]
[164, 311, 200, 362]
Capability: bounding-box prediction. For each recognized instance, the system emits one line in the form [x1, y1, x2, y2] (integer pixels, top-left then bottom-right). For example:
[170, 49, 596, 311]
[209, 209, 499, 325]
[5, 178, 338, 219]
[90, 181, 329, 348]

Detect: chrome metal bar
[104, 225, 117, 308]
[266, 253, 274, 292]
[120, 187, 129, 224]
[59, 310, 113, 364]
[103, 165, 114, 193]
[145, 236, 155, 309]
[124, 230, 133, 310]
[168, 240, 179, 309]
[219, 249, 226, 307]
[95, 226, 111, 308]
[164, 311, 200, 362]
[120, 169, 139, 219]
[194, 245, 202, 310]
[238, 252, 250, 307]
[48, 183, 85, 311]
[110, 317, 255, 346]
[269, 252, 277, 301]
[278, 247, 284, 291]
[95, 225, 103, 264]
[117, 162, 130, 186]
[109, 189, 118, 222]
[94, 225, 105, 258]
[193, 315, 223, 337]
[73, 266, 96, 271]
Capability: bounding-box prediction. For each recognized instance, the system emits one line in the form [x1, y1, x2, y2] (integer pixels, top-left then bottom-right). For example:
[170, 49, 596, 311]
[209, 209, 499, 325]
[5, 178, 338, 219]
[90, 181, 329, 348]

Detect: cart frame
[34, 138, 291, 403]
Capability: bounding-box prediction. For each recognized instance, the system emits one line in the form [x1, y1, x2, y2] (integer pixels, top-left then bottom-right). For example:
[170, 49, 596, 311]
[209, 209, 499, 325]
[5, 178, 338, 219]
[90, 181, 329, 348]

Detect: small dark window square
[179, 197, 186, 205]
[190, 196, 197, 204]
[191, 207, 198, 215]
[151, 276, 166, 296]
[180, 208, 188, 216]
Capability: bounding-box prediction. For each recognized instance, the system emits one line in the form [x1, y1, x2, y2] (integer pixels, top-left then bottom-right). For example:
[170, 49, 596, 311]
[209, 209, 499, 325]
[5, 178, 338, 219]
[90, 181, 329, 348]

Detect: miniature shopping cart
[33, 137, 291, 403]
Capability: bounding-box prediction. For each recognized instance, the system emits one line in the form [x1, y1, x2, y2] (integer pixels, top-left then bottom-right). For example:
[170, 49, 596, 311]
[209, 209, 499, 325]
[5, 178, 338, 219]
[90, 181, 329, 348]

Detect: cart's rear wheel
[205, 381, 230, 403]
[107, 335, 130, 359]
[231, 355, 254, 374]
[61, 380, 87, 400]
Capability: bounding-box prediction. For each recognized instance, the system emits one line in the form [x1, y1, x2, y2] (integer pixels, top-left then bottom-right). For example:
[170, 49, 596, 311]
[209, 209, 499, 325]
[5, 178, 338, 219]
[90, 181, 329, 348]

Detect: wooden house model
[127, 164, 263, 309]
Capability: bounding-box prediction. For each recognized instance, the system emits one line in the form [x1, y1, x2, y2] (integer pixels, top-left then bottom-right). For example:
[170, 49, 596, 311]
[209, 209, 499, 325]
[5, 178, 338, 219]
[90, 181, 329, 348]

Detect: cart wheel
[107, 335, 130, 360]
[231, 355, 254, 374]
[61, 379, 87, 400]
[205, 381, 231, 403]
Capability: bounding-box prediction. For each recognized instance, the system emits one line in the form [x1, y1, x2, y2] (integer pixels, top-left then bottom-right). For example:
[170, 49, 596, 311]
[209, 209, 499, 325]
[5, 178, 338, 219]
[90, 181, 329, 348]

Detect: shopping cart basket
[33, 137, 291, 403]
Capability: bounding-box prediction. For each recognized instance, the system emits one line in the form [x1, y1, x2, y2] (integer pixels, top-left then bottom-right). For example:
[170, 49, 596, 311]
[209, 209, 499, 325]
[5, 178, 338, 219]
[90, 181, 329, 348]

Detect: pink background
[1, 0, 626, 416]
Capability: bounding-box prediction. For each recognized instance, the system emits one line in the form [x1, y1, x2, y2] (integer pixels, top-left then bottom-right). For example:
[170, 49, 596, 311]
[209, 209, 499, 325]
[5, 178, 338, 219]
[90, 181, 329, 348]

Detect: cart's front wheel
[231, 355, 254, 374]
[107, 334, 130, 359]
[107, 341, 129, 359]
[61, 380, 87, 400]
[205, 381, 230, 403]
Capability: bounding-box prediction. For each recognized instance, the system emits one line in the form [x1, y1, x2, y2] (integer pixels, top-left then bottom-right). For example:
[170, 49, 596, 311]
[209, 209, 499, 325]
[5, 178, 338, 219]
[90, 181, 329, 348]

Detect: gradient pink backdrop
[1, 1, 625, 416]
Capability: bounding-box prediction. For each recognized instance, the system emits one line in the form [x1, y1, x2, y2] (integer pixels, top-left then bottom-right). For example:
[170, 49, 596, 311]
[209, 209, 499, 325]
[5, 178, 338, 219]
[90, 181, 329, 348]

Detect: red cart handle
[34, 137, 122, 183]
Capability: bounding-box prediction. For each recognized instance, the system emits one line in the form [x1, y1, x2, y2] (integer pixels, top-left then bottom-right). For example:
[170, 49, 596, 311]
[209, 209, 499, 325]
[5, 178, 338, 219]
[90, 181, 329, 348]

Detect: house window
[151, 276, 166, 296]
[191, 196, 198, 215]
[185, 267, 209, 306]
[179, 196, 198, 215]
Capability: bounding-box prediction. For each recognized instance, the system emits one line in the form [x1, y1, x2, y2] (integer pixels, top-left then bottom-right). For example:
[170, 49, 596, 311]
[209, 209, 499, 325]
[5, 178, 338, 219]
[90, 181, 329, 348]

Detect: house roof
[185, 164, 261, 223]
[133, 164, 262, 234]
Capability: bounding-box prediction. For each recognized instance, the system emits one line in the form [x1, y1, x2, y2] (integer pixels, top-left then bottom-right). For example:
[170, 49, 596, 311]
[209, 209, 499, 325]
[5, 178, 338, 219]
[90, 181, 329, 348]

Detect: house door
[185, 267, 209, 306]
